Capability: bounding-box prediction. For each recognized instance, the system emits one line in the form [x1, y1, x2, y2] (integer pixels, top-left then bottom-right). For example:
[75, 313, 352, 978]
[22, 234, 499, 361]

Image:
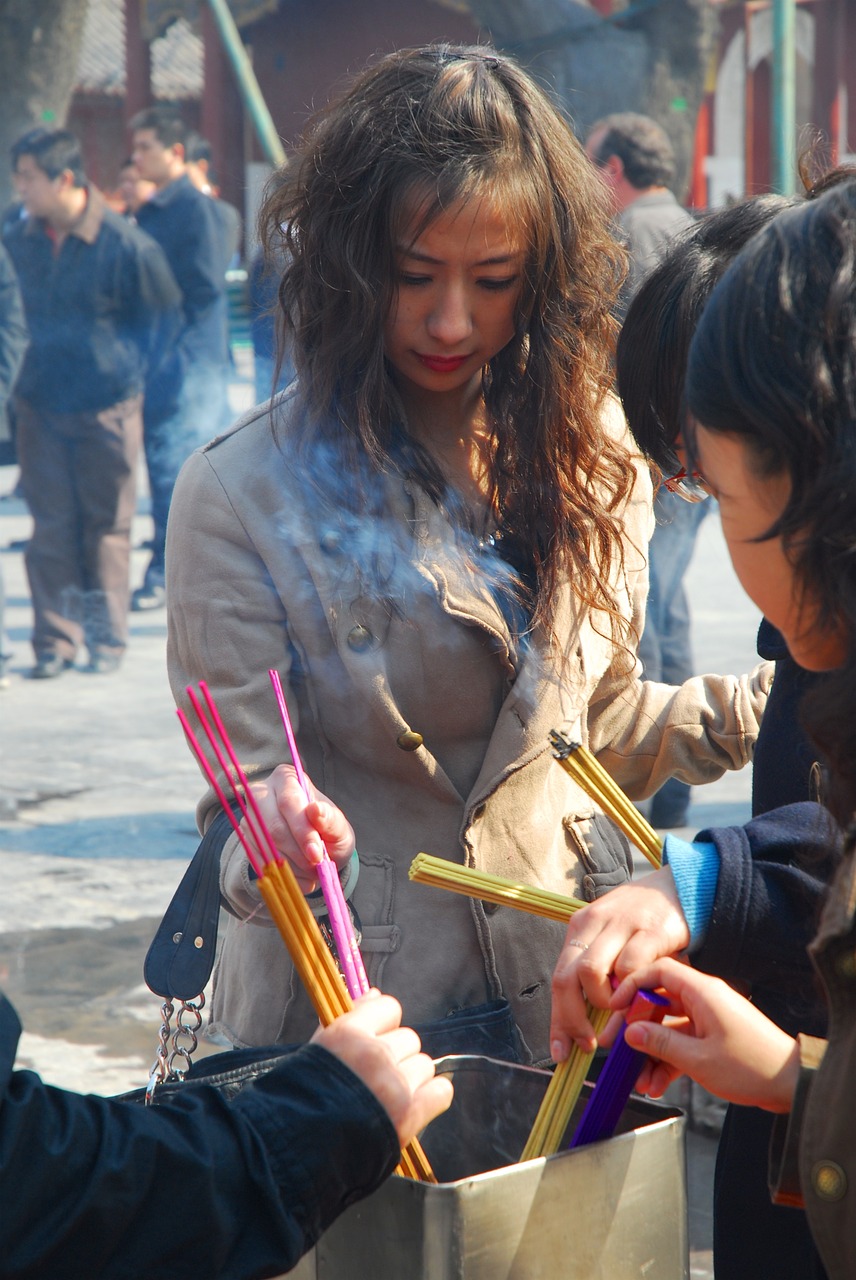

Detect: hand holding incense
[269, 668, 370, 999]
[520, 1006, 612, 1161]
[178, 681, 435, 1183]
[568, 988, 669, 1149]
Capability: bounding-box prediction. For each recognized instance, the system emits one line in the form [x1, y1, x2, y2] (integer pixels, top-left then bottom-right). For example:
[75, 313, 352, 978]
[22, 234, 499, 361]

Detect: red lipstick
[417, 354, 469, 373]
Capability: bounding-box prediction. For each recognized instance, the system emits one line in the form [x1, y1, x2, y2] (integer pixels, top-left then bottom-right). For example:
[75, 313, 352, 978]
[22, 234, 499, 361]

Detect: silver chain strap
[145, 993, 206, 1104]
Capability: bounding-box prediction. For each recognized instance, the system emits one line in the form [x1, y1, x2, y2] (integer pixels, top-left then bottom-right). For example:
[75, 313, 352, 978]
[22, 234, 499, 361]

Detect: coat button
[396, 730, 423, 751]
[811, 1161, 847, 1201]
[320, 529, 342, 554]
[483, 901, 499, 916]
[347, 625, 373, 651]
[836, 950, 856, 979]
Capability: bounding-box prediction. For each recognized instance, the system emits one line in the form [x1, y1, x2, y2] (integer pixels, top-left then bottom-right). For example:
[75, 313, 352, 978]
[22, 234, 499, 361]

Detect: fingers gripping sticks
[177, 680, 435, 1183]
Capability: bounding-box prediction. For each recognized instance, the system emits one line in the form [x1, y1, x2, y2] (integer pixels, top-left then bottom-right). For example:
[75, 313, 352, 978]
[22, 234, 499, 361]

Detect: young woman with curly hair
[166, 44, 769, 1063]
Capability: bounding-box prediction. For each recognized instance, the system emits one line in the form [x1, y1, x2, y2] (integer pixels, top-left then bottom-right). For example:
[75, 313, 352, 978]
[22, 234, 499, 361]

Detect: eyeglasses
[662, 464, 710, 504]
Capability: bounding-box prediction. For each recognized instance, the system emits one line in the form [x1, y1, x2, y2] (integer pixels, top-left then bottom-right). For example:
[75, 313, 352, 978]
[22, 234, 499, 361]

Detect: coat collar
[26, 184, 105, 247]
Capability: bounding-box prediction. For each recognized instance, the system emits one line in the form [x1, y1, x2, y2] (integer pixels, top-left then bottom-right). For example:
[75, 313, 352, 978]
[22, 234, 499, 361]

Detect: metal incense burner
[286, 1054, 688, 1279]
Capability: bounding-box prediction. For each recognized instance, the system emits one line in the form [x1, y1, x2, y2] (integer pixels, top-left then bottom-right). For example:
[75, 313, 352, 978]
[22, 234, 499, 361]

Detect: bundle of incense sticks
[568, 988, 669, 1149]
[549, 730, 663, 868]
[406, 853, 603, 1161]
[520, 1007, 612, 1160]
[520, 734, 663, 1159]
[409, 853, 585, 922]
[178, 680, 435, 1183]
[269, 668, 369, 1000]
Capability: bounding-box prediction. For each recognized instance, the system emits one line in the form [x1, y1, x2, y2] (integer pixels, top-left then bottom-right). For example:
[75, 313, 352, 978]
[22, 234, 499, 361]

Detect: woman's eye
[399, 273, 431, 286]
[479, 276, 519, 292]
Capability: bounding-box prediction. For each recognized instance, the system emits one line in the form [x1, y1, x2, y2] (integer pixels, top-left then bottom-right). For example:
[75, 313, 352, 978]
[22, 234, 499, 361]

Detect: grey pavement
[0, 430, 762, 1277]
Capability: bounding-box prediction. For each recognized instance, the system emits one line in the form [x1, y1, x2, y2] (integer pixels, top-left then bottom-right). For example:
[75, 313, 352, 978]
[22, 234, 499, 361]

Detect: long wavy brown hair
[260, 43, 635, 643]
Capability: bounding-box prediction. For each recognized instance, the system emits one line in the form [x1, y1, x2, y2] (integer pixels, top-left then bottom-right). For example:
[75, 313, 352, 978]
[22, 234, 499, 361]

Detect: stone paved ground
[0, 417, 763, 1277]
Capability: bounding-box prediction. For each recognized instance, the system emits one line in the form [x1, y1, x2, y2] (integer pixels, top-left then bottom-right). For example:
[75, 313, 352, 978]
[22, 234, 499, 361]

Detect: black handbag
[116, 1042, 297, 1106]
[141, 809, 234, 1098]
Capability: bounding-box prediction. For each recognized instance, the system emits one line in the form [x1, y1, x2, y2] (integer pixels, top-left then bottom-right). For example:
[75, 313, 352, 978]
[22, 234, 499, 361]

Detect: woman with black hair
[605, 181, 856, 1280]
[553, 191, 835, 1279]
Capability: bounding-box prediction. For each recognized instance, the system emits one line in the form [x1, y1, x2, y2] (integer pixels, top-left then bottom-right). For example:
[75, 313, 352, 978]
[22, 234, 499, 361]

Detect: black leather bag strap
[144, 808, 236, 1000]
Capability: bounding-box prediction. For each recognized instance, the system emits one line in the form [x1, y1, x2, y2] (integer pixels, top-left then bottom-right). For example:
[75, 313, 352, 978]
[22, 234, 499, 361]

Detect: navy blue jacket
[4, 189, 180, 415]
[136, 174, 229, 420]
[693, 802, 840, 1036]
[752, 619, 827, 816]
[0, 995, 399, 1279]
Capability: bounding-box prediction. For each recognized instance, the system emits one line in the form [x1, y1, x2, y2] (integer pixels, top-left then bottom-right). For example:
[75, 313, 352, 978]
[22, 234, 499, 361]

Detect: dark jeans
[16, 395, 142, 661]
[714, 1103, 828, 1279]
[413, 998, 524, 1063]
[141, 367, 230, 591]
[638, 491, 711, 825]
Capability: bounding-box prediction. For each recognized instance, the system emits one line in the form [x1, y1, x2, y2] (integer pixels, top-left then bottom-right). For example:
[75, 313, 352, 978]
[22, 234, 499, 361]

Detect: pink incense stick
[269, 668, 370, 997]
[177, 703, 268, 879]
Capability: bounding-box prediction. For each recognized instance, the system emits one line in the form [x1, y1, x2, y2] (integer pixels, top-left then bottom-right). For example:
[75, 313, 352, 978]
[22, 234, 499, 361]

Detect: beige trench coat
[166, 393, 770, 1063]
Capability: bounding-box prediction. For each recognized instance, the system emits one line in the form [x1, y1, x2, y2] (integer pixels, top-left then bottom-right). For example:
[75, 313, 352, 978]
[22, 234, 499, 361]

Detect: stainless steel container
[287, 1054, 688, 1279]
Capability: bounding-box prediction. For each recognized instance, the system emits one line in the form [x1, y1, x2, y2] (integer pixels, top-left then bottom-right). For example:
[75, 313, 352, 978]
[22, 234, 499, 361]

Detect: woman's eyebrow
[396, 245, 522, 266]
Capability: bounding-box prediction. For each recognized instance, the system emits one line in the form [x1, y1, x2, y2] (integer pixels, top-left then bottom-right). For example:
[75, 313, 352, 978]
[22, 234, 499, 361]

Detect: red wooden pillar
[688, 94, 712, 208]
[124, 0, 152, 127]
[200, 5, 228, 177]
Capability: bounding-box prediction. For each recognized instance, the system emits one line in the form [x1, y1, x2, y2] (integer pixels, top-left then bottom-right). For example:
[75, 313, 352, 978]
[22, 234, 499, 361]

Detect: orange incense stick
[178, 683, 435, 1182]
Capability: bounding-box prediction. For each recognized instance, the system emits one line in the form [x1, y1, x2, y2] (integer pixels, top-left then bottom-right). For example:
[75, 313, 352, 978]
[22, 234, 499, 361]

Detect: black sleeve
[0, 997, 399, 1279]
[0, 242, 28, 407]
[691, 801, 840, 1025]
[171, 195, 227, 366]
[123, 231, 183, 375]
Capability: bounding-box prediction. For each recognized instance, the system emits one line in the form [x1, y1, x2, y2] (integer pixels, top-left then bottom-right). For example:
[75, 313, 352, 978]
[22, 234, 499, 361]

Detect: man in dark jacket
[4, 128, 181, 678]
[130, 107, 232, 611]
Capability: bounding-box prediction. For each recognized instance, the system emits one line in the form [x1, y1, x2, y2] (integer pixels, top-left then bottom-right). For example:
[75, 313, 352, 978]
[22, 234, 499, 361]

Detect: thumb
[624, 1019, 692, 1072]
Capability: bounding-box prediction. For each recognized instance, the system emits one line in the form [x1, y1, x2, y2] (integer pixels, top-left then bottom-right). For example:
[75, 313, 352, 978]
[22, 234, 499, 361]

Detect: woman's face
[695, 425, 847, 671]
[383, 197, 525, 408]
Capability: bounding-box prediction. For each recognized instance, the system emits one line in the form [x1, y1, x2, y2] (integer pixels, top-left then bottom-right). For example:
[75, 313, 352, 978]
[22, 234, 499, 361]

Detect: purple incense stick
[568, 988, 669, 1149]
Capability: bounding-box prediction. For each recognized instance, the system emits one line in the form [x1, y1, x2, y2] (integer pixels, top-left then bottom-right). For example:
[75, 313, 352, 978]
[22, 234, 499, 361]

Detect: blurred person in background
[130, 107, 231, 612]
[4, 127, 180, 677]
[587, 112, 704, 829]
[118, 157, 155, 222]
[0, 239, 28, 688]
[185, 132, 242, 270]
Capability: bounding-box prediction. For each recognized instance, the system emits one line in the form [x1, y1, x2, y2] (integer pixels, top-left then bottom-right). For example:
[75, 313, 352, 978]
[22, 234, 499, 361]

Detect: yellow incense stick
[179, 696, 435, 1183]
[549, 731, 663, 867]
[406, 855, 610, 1163]
[520, 1007, 612, 1160]
[409, 853, 585, 922]
[259, 863, 436, 1183]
